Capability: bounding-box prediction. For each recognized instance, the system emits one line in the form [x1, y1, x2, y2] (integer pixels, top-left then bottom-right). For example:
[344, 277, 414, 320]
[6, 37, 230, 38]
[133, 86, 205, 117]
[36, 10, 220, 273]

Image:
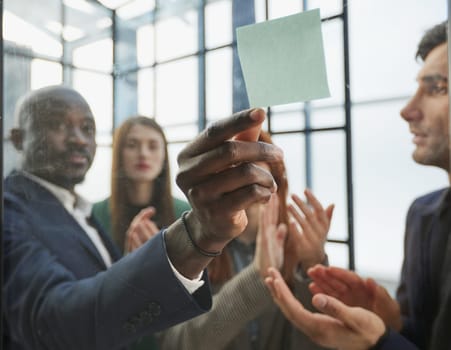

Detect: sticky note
[236, 9, 330, 108]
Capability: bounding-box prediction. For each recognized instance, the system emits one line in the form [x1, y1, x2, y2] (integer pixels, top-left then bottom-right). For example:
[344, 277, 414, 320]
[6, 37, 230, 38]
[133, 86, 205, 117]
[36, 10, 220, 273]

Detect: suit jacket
[396, 187, 450, 350]
[3, 171, 211, 350]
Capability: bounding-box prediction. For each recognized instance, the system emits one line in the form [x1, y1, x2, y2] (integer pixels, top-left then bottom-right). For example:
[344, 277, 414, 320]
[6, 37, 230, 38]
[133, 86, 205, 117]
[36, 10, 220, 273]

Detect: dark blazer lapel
[5, 171, 110, 271]
[89, 215, 122, 262]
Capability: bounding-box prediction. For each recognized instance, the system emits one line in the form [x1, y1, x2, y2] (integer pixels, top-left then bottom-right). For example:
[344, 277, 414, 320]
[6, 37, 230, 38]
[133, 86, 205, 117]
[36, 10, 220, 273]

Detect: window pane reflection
[76, 146, 112, 202]
[206, 47, 232, 121]
[137, 24, 155, 67]
[156, 57, 198, 125]
[73, 69, 113, 144]
[272, 133, 306, 196]
[4, 9, 62, 58]
[155, 10, 197, 62]
[269, 109, 305, 132]
[31, 59, 63, 90]
[352, 101, 448, 280]
[311, 130, 347, 241]
[138, 68, 155, 117]
[73, 39, 113, 73]
[205, 0, 232, 49]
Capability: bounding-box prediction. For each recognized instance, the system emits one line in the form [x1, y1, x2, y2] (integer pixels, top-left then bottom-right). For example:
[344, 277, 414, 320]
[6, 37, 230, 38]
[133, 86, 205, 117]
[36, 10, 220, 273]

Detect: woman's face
[122, 124, 166, 184]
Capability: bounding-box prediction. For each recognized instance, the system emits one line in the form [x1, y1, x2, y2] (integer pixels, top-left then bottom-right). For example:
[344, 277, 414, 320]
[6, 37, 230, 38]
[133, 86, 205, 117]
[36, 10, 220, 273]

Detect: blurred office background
[2, 0, 447, 292]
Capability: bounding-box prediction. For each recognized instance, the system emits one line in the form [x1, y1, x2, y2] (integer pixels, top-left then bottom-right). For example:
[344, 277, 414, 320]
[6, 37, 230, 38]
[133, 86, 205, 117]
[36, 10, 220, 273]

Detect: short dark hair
[416, 21, 448, 61]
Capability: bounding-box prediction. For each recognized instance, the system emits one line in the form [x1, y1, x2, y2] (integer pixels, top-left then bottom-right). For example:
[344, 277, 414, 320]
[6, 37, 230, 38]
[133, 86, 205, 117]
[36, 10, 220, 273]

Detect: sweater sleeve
[156, 264, 272, 350]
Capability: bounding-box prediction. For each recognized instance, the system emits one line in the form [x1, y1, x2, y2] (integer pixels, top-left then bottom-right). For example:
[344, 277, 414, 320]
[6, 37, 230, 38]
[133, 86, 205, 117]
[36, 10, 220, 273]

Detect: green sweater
[91, 196, 191, 350]
[92, 196, 191, 237]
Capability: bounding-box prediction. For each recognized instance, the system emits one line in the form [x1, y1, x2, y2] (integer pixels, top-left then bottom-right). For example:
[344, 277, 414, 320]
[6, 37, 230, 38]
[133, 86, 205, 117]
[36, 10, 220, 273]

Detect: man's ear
[10, 128, 24, 151]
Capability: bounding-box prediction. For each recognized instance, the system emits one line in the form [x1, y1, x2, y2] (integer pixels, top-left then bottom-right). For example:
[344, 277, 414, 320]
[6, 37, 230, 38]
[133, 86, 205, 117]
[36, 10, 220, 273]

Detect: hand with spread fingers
[124, 207, 160, 253]
[254, 194, 288, 278]
[165, 108, 284, 278]
[308, 265, 402, 331]
[265, 267, 386, 350]
[288, 189, 334, 273]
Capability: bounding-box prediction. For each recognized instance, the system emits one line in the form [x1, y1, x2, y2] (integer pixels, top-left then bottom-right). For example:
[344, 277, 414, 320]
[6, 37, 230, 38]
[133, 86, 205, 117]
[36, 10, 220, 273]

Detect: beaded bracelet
[181, 211, 222, 257]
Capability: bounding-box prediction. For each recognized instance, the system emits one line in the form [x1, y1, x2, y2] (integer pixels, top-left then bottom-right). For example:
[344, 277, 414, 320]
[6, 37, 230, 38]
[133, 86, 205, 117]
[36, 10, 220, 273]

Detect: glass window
[155, 9, 198, 62]
[272, 133, 306, 196]
[310, 107, 344, 129]
[352, 101, 448, 280]
[267, 0, 302, 20]
[72, 39, 113, 73]
[31, 59, 63, 90]
[206, 47, 232, 121]
[307, 0, 342, 18]
[73, 69, 113, 144]
[164, 124, 198, 143]
[116, 0, 156, 20]
[205, 0, 232, 49]
[311, 130, 348, 241]
[311, 19, 344, 109]
[155, 57, 198, 125]
[325, 241, 349, 269]
[137, 24, 155, 67]
[76, 146, 112, 202]
[138, 68, 155, 117]
[4, 8, 62, 58]
[349, 0, 446, 102]
[269, 108, 305, 132]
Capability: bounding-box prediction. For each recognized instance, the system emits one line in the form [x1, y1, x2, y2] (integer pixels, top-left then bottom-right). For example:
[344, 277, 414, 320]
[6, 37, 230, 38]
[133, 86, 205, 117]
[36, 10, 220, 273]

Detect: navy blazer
[3, 171, 212, 350]
[395, 188, 449, 350]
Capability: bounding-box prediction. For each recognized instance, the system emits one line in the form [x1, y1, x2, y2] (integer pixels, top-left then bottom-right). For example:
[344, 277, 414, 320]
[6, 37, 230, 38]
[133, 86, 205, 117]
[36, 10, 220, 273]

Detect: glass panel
[352, 101, 448, 280]
[3, 54, 31, 176]
[155, 57, 198, 125]
[138, 68, 155, 117]
[311, 130, 347, 241]
[76, 146, 112, 202]
[310, 107, 344, 129]
[4, 2, 62, 58]
[205, 0, 232, 49]
[307, 0, 342, 18]
[206, 47, 232, 121]
[116, 0, 156, 20]
[269, 109, 305, 133]
[254, 0, 267, 23]
[164, 124, 199, 143]
[267, 0, 303, 20]
[155, 9, 198, 62]
[137, 24, 155, 67]
[311, 19, 344, 108]
[73, 69, 113, 145]
[349, 0, 446, 102]
[271, 133, 306, 197]
[72, 39, 113, 73]
[30, 59, 63, 90]
[325, 242, 349, 269]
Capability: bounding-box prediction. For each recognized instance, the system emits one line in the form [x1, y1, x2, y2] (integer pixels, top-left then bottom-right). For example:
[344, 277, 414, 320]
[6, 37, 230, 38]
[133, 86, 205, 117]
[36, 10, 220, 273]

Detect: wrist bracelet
[369, 327, 391, 350]
[181, 211, 222, 257]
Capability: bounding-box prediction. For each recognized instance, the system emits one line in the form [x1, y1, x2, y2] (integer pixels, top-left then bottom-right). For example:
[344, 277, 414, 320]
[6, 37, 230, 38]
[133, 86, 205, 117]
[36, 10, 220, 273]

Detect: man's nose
[400, 94, 422, 122]
[67, 127, 88, 145]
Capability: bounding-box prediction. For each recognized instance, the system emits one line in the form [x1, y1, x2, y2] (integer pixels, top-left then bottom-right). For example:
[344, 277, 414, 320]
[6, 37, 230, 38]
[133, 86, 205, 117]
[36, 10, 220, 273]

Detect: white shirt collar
[21, 171, 92, 217]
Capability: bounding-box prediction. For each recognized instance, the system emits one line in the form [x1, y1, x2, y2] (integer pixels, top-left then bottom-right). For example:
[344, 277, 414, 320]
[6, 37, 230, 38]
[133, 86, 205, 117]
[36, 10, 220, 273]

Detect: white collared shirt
[24, 172, 113, 268]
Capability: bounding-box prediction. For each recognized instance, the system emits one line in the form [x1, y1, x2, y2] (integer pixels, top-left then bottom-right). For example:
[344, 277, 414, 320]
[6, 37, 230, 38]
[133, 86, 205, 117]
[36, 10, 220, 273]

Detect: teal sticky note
[236, 9, 330, 108]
